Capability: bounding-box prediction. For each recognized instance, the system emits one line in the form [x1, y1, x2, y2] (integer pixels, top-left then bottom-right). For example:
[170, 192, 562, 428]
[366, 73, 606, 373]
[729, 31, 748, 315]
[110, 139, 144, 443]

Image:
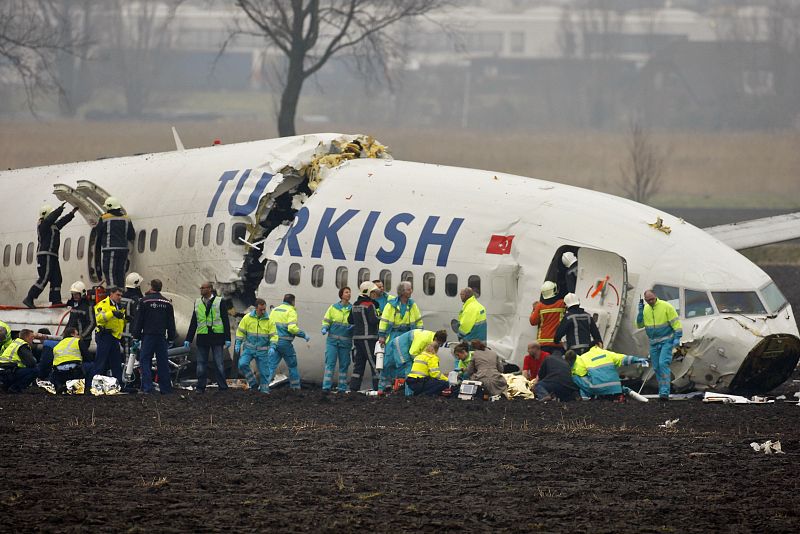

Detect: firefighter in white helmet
[122, 272, 144, 334]
[64, 280, 95, 361]
[529, 281, 566, 357]
[95, 196, 135, 288]
[561, 251, 578, 294]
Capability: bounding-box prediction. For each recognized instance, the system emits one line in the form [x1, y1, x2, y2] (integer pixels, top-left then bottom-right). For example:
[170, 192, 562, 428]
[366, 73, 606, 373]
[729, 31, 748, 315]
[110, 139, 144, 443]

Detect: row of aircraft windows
[1, 223, 249, 267]
[263, 260, 482, 298]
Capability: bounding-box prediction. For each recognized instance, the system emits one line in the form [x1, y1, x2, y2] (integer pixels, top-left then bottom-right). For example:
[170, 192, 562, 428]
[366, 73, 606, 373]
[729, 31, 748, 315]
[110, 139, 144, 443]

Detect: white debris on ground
[750, 440, 785, 454]
[659, 418, 680, 429]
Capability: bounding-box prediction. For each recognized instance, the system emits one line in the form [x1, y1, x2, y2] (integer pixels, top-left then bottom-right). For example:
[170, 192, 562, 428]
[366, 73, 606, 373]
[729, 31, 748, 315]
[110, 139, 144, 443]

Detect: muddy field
[1, 264, 798, 533]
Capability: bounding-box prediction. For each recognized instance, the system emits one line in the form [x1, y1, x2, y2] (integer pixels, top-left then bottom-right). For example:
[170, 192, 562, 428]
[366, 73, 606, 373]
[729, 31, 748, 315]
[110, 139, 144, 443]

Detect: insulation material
[503, 374, 535, 399]
[37, 379, 85, 395]
[91, 375, 121, 395]
[749, 440, 784, 454]
[659, 419, 680, 428]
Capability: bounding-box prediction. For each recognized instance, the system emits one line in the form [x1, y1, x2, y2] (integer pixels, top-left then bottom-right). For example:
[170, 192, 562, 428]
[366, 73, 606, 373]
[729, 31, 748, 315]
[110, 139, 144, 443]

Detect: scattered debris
[750, 440, 784, 454]
[659, 418, 680, 429]
[648, 216, 672, 235]
[91, 375, 121, 395]
[703, 392, 751, 404]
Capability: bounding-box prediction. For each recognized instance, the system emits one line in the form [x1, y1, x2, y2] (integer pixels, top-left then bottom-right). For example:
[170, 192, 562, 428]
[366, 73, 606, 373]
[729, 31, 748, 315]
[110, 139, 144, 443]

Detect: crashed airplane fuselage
[0, 133, 797, 394]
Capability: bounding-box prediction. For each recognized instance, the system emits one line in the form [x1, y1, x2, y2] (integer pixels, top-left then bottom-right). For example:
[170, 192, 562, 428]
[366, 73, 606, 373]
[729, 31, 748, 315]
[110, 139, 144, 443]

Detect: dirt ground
[1, 264, 798, 533]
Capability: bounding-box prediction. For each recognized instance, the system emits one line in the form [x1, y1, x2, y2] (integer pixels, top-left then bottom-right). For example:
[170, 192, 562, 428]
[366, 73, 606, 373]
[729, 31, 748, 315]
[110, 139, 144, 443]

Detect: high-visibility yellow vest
[53, 337, 83, 366]
[0, 320, 11, 354]
[0, 338, 27, 368]
[408, 351, 446, 380]
[195, 297, 224, 334]
[95, 297, 125, 339]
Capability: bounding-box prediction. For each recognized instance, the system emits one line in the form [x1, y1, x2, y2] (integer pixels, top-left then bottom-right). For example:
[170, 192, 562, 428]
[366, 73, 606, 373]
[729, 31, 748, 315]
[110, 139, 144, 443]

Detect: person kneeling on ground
[406, 342, 449, 396]
[51, 327, 85, 395]
[535, 350, 579, 401]
[0, 329, 41, 393]
[454, 340, 507, 398]
[570, 346, 648, 401]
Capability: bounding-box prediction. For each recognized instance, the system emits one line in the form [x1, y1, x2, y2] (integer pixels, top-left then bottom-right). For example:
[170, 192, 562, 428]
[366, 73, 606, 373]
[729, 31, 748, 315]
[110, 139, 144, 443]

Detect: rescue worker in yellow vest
[636, 289, 683, 401]
[0, 329, 39, 393]
[453, 287, 487, 343]
[265, 294, 310, 392]
[380, 329, 447, 390]
[570, 346, 649, 400]
[51, 327, 84, 395]
[406, 342, 450, 396]
[378, 281, 423, 345]
[0, 319, 11, 355]
[86, 286, 126, 393]
[321, 287, 353, 393]
[184, 281, 231, 393]
[236, 298, 276, 394]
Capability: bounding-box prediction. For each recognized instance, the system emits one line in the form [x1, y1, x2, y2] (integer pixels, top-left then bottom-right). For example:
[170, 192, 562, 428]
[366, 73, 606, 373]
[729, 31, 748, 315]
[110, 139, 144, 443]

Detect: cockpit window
[711, 291, 766, 315]
[760, 282, 788, 313]
[684, 289, 714, 318]
[652, 284, 680, 315]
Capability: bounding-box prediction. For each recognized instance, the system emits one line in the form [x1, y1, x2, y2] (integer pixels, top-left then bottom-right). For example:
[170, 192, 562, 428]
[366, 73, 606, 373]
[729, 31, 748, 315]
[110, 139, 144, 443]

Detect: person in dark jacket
[94, 197, 135, 289]
[0, 329, 40, 392]
[554, 293, 603, 356]
[64, 281, 95, 362]
[133, 279, 177, 394]
[184, 281, 231, 393]
[348, 281, 382, 391]
[23, 203, 78, 307]
[535, 350, 580, 401]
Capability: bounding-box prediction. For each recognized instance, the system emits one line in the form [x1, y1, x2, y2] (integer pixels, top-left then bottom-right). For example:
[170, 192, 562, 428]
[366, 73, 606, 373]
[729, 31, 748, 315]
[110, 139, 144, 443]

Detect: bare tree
[229, 0, 448, 137]
[619, 119, 667, 204]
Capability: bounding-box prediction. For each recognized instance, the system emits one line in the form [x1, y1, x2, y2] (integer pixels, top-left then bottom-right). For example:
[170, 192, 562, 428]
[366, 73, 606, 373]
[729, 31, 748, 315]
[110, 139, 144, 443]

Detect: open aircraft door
[575, 248, 628, 347]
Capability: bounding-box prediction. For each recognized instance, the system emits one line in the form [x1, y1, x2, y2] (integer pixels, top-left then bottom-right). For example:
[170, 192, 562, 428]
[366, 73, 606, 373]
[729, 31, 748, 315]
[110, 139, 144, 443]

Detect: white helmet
[541, 281, 558, 299]
[564, 293, 580, 308]
[125, 272, 143, 289]
[69, 281, 86, 294]
[104, 196, 122, 211]
[562, 251, 577, 268]
[359, 281, 378, 296]
[39, 204, 53, 218]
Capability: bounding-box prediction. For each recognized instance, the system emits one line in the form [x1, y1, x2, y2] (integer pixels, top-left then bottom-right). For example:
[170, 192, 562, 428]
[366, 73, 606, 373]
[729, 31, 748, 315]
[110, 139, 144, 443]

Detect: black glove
[112, 310, 125, 319]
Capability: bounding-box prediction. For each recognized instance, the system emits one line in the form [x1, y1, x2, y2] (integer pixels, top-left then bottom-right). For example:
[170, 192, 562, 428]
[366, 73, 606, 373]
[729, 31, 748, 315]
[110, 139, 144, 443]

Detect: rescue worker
[265, 294, 310, 392]
[378, 281, 423, 345]
[456, 340, 508, 398]
[521, 342, 549, 381]
[381, 329, 447, 390]
[321, 287, 353, 393]
[561, 251, 578, 294]
[535, 350, 579, 401]
[406, 342, 449, 396]
[570, 346, 649, 400]
[453, 287, 487, 343]
[95, 197, 135, 289]
[530, 281, 566, 357]
[23, 203, 78, 308]
[86, 286, 126, 393]
[348, 281, 381, 392]
[184, 281, 231, 393]
[636, 289, 682, 401]
[0, 329, 40, 393]
[235, 298, 275, 394]
[122, 272, 144, 322]
[132, 279, 177, 395]
[554, 293, 603, 356]
[371, 279, 393, 315]
[51, 327, 84, 395]
[65, 281, 95, 362]
[0, 319, 11, 355]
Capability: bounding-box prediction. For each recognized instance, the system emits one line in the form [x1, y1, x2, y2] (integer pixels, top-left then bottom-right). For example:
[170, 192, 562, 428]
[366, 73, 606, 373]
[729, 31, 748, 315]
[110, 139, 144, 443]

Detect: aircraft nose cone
[728, 333, 800, 394]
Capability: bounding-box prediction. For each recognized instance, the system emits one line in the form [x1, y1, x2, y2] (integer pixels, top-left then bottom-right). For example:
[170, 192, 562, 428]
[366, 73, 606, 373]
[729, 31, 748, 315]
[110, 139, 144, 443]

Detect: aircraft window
[468, 275, 481, 297]
[231, 223, 246, 245]
[137, 230, 146, 253]
[216, 223, 225, 246]
[15, 243, 22, 265]
[311, 265, 324, 288]
[358, 268, 370, 285]
[445, 274, 458, 297]
[264, 260, 278, 284]
[379, 270, 392, 291]
[149, 229, 158, 252]
[202, 224, 211, 246]
[76, 236, 85, 260]
[684, 289, 714, 318]
[401, 271, 414, 287]
[288, 263, 301, 286]
[3, 245, 9, 267]
[175, 226, 183, 249]
[761, 282, 788, 313]
[422, 273, 435, 295]
[63, 238, 71, 261]
[188, 225, 197, 248]
[26, 242, 34, 264]
[652, 284, 680, 315]
[711, 291, 766, 315]
[336, 267, 348, 289]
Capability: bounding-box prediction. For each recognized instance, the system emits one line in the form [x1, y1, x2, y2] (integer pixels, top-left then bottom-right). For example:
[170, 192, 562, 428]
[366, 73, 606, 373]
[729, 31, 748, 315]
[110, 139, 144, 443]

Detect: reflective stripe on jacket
[530, 299, 565, 345]
[572, 346, 640, 397]
[0, 339, 27, 368]
[95, 297, 125, 339]
[195, 297, 224, 334]
[236, 311, 275, 352]
[408, 351, 447, 380]
[457, 296, 487, 342]
[322, 301, 353, 342]
[270, 303, 306, 343]
[0, 320, 11, 354]
[53, 337, 83, 366]
[636, 299, 683, 344]
[379, 297, 423, 340]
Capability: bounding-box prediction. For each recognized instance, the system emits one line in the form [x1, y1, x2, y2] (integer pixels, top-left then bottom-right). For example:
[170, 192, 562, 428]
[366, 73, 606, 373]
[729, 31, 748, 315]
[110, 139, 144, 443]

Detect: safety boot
[22, 297, 35, 309]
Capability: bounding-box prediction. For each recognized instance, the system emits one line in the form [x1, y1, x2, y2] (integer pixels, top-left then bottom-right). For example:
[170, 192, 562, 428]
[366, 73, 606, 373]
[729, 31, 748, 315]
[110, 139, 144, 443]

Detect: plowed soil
[1, 264, 799, 533]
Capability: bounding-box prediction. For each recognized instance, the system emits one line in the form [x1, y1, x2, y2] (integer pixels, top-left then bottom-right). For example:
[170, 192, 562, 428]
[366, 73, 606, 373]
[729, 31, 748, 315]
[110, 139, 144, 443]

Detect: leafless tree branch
[619, 118, 667, 205]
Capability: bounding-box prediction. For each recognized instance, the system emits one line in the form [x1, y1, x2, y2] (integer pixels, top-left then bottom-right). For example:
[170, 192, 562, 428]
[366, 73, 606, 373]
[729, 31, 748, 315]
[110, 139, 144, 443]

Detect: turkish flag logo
[486, 235, 515, 255]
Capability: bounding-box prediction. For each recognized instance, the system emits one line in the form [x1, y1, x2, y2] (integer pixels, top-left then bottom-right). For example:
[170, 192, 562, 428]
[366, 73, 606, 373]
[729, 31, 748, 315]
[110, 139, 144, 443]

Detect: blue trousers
[140, 335, 172, 394]
[266, 340, 300, 392]
[196, 344, 228, 391]
[649, 341, 673, 397]
[238, 348, 270, 393]
[406, 376, 448, 396]
[88, 332, 123, 393]
[323, 341, 351, 392]
[1, 367, 38, 392]
[379, 360, 412, 390]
